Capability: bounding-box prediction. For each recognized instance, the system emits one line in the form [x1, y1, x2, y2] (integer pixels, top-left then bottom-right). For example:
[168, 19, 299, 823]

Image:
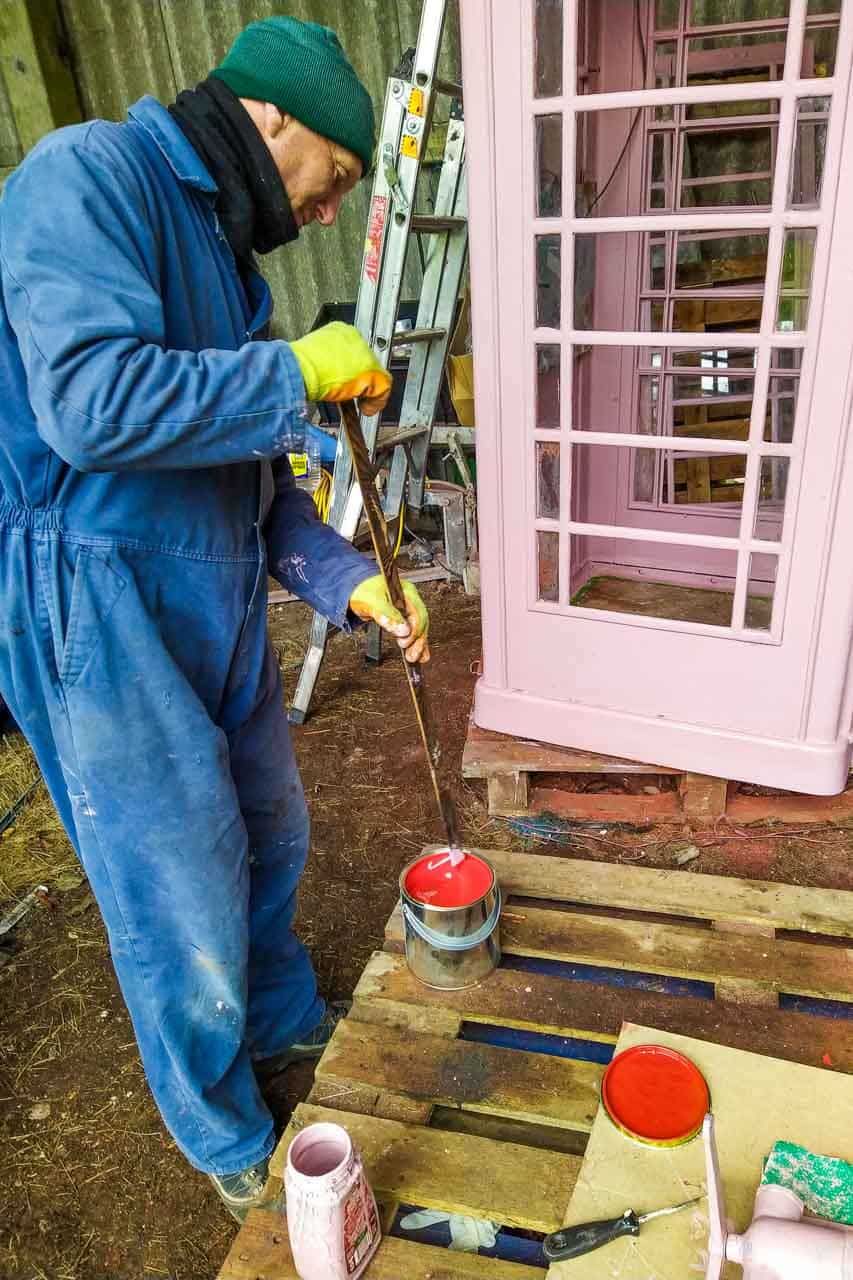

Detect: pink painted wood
[462, 0, 853, 794]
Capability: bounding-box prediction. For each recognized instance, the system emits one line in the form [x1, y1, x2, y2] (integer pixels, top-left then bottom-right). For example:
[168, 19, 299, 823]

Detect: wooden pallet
[218, 848, 853, 1279]
[463, 718, 853, 824]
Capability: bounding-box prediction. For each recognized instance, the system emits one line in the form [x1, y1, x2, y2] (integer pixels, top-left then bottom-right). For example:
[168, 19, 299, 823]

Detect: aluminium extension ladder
[289, 0, 469, 724]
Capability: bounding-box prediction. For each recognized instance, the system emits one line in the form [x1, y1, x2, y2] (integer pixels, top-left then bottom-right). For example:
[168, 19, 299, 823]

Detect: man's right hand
[290, 322, 392, 416]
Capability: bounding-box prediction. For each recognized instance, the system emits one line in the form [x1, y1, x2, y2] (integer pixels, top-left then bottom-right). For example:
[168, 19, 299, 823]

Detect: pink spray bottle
[285, 1121, 381, 1280]
[703, 1114, 853, 1279]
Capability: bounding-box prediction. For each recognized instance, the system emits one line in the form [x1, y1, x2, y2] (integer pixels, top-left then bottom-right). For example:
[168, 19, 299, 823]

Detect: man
[0, 16, 429, 1221]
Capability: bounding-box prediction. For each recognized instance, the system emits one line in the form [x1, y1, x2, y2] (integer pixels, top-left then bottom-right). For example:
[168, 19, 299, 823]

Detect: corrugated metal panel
[0, 62, 22, 167]
[58, 0, 177, 120]
[51, 0, 460, 339]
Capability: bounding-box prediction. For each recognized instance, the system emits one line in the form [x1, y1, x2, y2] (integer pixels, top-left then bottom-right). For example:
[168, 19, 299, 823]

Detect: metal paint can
[399, 850, 501, 990]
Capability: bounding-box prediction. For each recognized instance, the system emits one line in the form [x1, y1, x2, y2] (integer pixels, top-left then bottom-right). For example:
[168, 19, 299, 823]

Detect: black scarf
[169, 76, 299, 277]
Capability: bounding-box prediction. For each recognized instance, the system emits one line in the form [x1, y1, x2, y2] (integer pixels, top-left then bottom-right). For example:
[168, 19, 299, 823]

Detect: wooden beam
[270, 1103, 580, 1234]
[440, 845, 853, 938]
[386, 902, 853, 1002]
[0, 0, 81, 154]
[355, 952, 853, 1072]
[316, 1017, 604, 1132]
[217, 1209, 545, 1280]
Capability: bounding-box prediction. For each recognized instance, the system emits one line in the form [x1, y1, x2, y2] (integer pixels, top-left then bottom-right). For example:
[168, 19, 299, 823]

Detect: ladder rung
[434, 77, 463, 99]
[391, 327, 447, 346]
[410, 215, 467, 233]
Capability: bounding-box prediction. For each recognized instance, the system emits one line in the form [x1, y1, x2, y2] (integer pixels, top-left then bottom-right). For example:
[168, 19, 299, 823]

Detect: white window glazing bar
[551, 519, 784, 555]
[552, 432, 795, 457]
[534, 209, 823, 232]
[534, 75, 834, 115]
[730, 0, 807, 633]
[535, 328, 807, 347]
[531, 598, 780, 644]
[562, 0, 578, 604]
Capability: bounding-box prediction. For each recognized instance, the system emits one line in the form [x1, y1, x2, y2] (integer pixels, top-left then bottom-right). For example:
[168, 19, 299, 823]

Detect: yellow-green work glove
[290, 322, 393, 417]
[349, 575, 430, 664]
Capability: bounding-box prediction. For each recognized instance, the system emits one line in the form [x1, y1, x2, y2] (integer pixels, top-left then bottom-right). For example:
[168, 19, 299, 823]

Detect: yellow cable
[393, 500, 405, 558]
[313, 469, 332, 522]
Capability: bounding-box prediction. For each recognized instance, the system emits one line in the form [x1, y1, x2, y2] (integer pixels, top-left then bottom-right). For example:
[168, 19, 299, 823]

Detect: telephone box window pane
[537, 345, 561, 430]
[655, 0, 681, 29]
[790, 98, 830, 209]
[633, 450, 658, 502]
[635, 358, 756, 441]
[675, 231, 769, 290]
[570, 536, 738, 627]
[745, 554, 778, 631]
[665, 454, 747, 506]
[808, 0, 842, 11]
[538, 530, 560, 602]
[535, 0, 563, 98]
[638, 375, 661, 434]
[672, 300, 761, 332]
[765, 350, 802, 443]
[574, 348, 758, 438]
[642, 300, 668, 331]
[649, 237, 668, 291]
[579, 230, 767, 332]
[536, 235, 562, 329]
[754, 456, 791, 541]
[649, 133, 675, 211]
[537, 115, 563, 217]
[804, 19, 841, 76]
[574, 443, 747, 526]
[691, 0, 789, 21]
[776, 229, 817, 331]
[679, 127, 774, 210]
[537, 442, 561, 519]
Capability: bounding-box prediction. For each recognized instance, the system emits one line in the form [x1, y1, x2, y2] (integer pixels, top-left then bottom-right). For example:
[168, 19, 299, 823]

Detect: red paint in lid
[601, 1045, 710, 1146]
[403, 852, 494, 909]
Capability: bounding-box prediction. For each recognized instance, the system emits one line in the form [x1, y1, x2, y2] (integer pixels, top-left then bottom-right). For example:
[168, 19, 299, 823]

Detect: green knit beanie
[212, 17, 375, 176]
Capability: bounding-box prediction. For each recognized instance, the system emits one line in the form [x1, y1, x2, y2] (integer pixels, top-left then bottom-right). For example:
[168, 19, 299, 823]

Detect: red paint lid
[403, 851, 494, 909]
[601, 1045, 710, 1146]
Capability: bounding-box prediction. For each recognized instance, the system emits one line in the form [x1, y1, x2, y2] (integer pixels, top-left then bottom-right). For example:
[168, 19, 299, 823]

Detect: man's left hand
[349, 575, 430, 664]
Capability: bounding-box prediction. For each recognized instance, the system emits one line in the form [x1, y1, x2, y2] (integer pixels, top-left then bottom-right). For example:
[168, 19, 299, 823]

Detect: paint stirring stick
[339, 401, 464, 862]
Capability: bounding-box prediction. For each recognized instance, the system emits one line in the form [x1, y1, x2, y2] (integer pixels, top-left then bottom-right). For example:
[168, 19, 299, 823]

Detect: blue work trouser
[0, 517, 323, 1175]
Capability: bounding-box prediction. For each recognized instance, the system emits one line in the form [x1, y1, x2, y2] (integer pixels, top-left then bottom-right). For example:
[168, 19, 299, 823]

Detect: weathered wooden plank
[317, 1017, 603, 1132]
[448, 846, 853, 939]
[386, 902, 853, 1001]
[269, 1103, 580, 1233]
[0, 0, 81, 152]
[463, 719, 679, 776]
[433, 1106, 590, 1156]
[729, 788, 853, 824]
[217, 1208, 544, 1280]
[679, 772, 728, 823]
[357, 951, 853, 1072]
[487, 771, 529, 816]
[351, 992, 463, 1038]
[529, 786, 683, 822]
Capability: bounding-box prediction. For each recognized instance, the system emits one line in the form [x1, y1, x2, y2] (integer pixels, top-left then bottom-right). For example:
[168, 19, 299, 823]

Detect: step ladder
[289, 0, 468, 725]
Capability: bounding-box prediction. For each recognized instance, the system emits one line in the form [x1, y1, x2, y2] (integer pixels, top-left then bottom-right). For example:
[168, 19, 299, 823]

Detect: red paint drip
[602, 1045, 710, 1144]
[404, 852, 493, 908]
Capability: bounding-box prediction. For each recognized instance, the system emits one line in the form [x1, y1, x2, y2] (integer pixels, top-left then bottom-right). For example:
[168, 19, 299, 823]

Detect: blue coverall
[0, 97, 374, 1175]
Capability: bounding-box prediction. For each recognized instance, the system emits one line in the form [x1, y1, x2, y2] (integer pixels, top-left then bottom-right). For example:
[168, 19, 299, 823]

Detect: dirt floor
[2, 582, 853, 1279]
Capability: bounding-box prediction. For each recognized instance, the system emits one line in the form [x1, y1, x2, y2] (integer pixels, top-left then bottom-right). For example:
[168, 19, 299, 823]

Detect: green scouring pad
[762, 1142, 853, 1225]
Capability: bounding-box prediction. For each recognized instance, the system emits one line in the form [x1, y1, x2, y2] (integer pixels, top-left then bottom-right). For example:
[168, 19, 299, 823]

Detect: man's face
[259, 107, 363, 229]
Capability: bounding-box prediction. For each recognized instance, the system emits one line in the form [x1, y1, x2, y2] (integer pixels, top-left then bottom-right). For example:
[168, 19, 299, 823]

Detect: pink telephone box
[461, 0, 853, 793]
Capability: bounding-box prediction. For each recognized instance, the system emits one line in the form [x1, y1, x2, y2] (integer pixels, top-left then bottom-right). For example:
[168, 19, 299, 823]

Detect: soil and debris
[1, 583, 852, 1278]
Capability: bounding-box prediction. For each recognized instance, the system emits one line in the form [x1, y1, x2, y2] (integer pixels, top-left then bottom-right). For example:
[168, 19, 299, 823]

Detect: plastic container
[285, 1122, 380, 1280]
[288, 437, 322, 493]
[399, 850, 501, 990]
